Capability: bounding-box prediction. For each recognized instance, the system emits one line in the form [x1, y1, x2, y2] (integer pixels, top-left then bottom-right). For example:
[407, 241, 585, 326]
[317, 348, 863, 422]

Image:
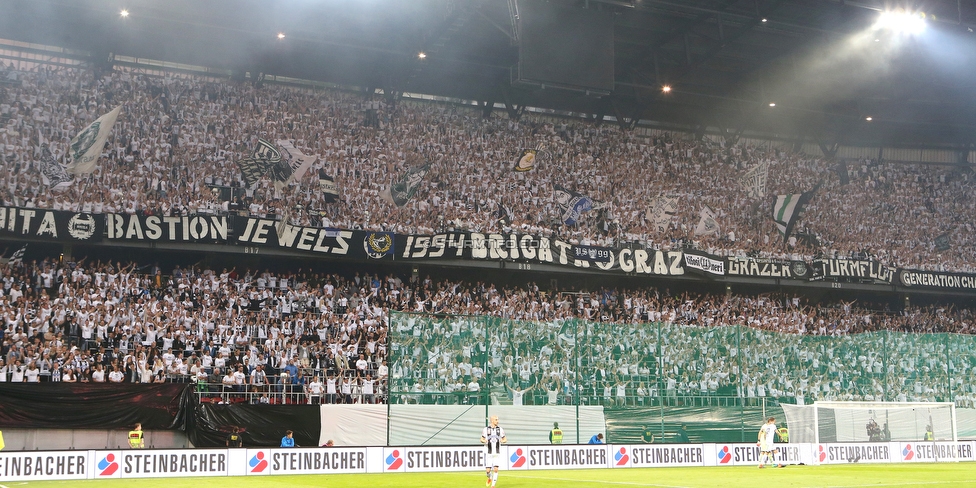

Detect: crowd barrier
[2, 441, 973, 481]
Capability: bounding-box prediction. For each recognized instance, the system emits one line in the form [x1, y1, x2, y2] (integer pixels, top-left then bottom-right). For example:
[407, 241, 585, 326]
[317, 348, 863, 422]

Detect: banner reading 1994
[397, 232, 685, 276]
[6, 205, 976, 289]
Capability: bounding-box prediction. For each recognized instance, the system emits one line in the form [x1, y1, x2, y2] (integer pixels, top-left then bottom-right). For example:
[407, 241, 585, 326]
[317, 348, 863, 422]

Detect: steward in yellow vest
[549, 422, 563, 444]
[128, 423, 145, 449]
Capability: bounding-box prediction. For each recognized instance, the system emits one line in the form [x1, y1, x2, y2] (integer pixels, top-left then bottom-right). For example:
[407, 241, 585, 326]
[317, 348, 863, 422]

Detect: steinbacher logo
[97, 453, 119, 476]
[717, 446, 732, 464]
[614, 447, 629, 466]
[902, 444, 915, 461]
[385, 449, 403, 470]
[509, 448, 526, 468]
[249, 451, 268, 472]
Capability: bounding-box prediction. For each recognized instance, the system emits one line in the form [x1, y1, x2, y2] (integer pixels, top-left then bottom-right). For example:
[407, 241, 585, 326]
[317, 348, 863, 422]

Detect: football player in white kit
[757, 416, 784, 468]
[481, 415, 507, 487]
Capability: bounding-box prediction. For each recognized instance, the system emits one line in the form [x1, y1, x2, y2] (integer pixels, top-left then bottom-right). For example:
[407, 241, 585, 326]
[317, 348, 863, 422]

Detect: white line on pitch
[824, 481, 976, 488]
[507, 474, 692, 488]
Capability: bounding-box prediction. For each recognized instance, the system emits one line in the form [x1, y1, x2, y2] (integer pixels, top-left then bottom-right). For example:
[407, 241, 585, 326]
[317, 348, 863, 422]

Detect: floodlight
[120, 9, 129, 17]
[761, 18, 767, 23]
[768, 102, 776, 107]
[277, 33, 286, 39]
[661, 85, 672, 93]
[875, 10, 925, 34]
[417, 52, 427, 59]
[865, 116, 873, 121]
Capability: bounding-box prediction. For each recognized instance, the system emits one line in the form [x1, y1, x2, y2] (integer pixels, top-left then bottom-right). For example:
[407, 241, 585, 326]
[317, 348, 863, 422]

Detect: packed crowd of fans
[393, 303, 976, 409]
[1, 254, 974, 408]
[2, 62, 976, 273]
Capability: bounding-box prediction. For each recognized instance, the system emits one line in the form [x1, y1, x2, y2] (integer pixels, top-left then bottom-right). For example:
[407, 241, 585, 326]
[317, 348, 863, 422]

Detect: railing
[192, 381, 387, 405]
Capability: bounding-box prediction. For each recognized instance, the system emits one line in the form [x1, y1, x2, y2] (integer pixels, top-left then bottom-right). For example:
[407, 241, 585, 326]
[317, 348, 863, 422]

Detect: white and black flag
[276, 139, 317, 188]
[740, 160, 770, 198]
[772, 184, 820, 243]
[495, 203, 512, 225]
[38, 146, 73, 190]
[65, 105, 122, 174]
[553, 185, 604, 226]
[694, 205, 721, 237]
[236, 138, 291, 188]
[319, 170, 339, 203]
[647, 194, 679, 233]
[7, 244, 26, 266]
[381, 163, 430, 207]
[236, 157, 268, 188]
[935, 233, 951, 252]
[276, 206, 292, 239]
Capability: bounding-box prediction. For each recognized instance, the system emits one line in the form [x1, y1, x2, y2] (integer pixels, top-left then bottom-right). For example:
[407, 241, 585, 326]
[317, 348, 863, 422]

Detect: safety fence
[387, 313, 976, 442]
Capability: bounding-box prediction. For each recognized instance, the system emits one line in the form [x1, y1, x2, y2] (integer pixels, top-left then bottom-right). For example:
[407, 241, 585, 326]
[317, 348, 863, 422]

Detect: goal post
[781, 401, 957, 446]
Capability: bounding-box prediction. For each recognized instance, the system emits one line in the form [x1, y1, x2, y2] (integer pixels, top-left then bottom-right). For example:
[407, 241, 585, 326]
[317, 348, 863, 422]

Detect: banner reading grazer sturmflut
[726, 256, 810, 280]
[813, 258, 894, 284]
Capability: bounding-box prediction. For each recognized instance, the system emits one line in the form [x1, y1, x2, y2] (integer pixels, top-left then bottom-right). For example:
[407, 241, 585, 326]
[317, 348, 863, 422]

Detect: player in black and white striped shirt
[481, 415, 507, 487]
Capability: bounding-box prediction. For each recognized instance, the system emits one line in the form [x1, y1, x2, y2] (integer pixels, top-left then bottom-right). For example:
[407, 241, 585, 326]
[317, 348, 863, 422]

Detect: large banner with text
[0, 206, 102, 243]
[3, 206, 976, 289]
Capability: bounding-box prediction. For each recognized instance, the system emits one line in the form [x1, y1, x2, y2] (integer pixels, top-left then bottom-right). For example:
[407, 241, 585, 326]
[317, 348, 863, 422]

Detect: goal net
[781, 401, 957, 445]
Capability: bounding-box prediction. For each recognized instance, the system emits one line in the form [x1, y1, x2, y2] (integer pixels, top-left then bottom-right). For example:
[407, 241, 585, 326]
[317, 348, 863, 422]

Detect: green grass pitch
[5, 463, 976, 488]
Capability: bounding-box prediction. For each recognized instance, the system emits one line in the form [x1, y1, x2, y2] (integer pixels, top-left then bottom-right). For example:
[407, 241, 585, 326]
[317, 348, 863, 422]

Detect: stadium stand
[1, 253, 975, 410]
[2, 62, 976, 273]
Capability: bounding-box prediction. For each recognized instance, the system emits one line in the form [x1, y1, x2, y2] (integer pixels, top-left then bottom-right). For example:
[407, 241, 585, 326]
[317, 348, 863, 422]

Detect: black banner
[726, 256, 809, 280]
[0, 383, 192, 430]
[397, 232, 685, 275]
[573, 244, 612, 264]
[189, 404, 321, 448]
[683, 250, 725, 277]
[7, 206, 976, 291]
[814, 258, 894, 284]
[105, 213, 229, 242]
[0, 206, 101, 242]
[899, 269, 976, 290]
[235, 217, 393, 260]
[319, 171, 339, 203]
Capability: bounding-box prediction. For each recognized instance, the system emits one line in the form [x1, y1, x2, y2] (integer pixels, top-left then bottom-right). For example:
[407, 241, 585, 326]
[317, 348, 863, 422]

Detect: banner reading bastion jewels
[0, 204, 970, 286]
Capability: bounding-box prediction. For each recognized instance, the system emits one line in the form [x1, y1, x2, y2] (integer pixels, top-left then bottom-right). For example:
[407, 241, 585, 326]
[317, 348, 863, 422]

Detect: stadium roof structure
[3, 0, 976, 150]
